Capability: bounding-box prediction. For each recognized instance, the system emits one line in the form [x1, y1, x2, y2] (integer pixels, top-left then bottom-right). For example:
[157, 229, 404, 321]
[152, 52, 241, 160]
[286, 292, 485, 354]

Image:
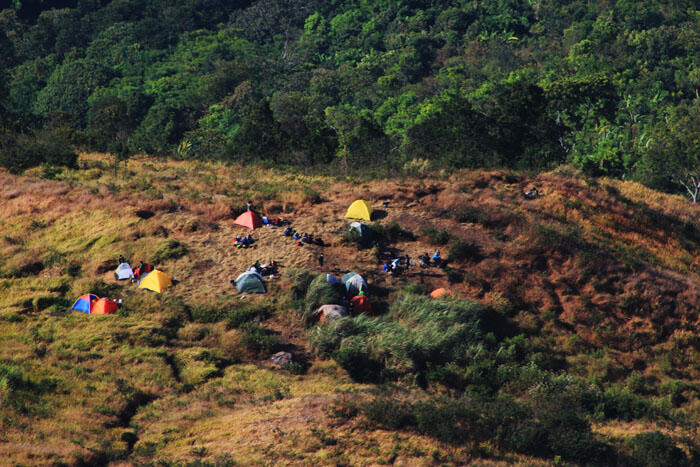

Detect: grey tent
[315, 304, 349, 322]
[114, 263, 134, 280]
[235, 271, 266, 294]
[348, 222, 372, 245]
[341, 272, 367, 297]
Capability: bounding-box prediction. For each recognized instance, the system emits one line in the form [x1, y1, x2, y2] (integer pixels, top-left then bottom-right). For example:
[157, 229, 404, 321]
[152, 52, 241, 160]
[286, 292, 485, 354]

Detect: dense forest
[2, 0, 700, 189]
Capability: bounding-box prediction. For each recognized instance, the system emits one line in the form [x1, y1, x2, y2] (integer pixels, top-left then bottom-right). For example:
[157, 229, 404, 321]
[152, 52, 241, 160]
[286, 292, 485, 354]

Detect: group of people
[249, 260, 278, 277]
[283, 227, 324, 247]
[382, 255, 411, 275]
[418, 251, 442, 268]
[234, 234, 255, 248]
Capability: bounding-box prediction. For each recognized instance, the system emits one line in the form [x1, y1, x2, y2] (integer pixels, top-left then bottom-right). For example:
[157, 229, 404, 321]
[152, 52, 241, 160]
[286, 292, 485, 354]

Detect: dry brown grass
[5, 156, 700, 464]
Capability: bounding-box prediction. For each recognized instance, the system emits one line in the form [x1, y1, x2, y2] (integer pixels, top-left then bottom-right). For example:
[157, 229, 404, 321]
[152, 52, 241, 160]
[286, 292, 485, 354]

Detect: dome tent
[321, 273, 339, 285]
[348, 222, 372, 245]
[315, 304, 348, 323]
[114, 263, 134, 280]
[235, 271, 266, 294]
[92, 297, 119, 314]
[138, 269, 173, 293]
[72, 294, 98, 313]
[345, 200, 373, 221]
[341, 272, 367, 297]
[234, 211, 263, 229]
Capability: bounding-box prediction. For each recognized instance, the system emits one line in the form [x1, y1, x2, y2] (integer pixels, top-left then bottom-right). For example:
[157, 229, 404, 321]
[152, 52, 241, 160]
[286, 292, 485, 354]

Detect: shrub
[371, 222, 415, 242]
[421, 227, 451, 245]
[333, 344, 383, 383]
[304, 274, 345, 323]
[448, 238, 483, 262]
[454, 206, 490, 224]
[190, 302, 270, 328]
[362, 395, 415, 429]
[240, 323, 278, 357]
[151, 239, 188, 264]
[625, 431, 687, 467]
[285, 268, 315, 300]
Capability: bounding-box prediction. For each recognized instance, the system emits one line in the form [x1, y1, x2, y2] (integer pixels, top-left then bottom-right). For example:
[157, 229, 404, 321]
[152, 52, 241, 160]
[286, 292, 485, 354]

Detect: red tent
[350, 294, 371, 314]
[92, 298, 119, 315]
[234, 211, 263, 229]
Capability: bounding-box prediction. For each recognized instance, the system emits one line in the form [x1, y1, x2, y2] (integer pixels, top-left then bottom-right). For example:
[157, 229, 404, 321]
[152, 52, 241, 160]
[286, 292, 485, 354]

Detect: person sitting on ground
[308, 233, 314, 244]
[523, 187, 539, 199]
[118, 255, 126, 264]
[432, 251, 442, 267]
[262, 215, 269, 225]
[247, 234, 254, 243]
[283, 226, 292, 236]
[292, 231, 301, 240]
[269, 260, 278, 274]
[382, 263, 390, 273]
[301, 233, 309, 243]
[253, 260, 261, 270]
[391, 258, 401, 270]
[419, 254, 428, 268]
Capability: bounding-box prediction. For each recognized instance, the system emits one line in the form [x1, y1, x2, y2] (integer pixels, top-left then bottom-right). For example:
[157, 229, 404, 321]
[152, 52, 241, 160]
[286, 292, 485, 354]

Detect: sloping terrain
[2, 155, 700, 464]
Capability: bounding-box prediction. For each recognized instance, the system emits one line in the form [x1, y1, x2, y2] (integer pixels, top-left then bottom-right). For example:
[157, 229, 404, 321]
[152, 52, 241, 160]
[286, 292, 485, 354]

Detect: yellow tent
[345, 199, 373, 221]
[138, 269, 173, 293]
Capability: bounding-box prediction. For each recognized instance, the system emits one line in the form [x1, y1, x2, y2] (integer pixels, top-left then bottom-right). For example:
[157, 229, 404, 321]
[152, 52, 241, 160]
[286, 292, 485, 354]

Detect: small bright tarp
[114, 263, 134, 280]
[341, 272, 367, 297]
[234, 211, 264, 229]
[235, 271, 266, 294]
[92, 298, 119, 315]
[315, 304, 348, 323]
[138, 269, 173, 293]
[72, 294, 98, 313]
[345, 200, 373, 221]
[430, 287, 455, 298]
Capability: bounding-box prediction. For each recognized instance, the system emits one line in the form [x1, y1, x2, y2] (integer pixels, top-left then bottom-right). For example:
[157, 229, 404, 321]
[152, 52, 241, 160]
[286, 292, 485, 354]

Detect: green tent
[341, 272, 367, 297]
[235, 271, 266, 294]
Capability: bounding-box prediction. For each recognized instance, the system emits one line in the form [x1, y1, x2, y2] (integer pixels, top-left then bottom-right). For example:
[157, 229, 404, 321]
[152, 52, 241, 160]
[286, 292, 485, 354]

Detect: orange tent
[430, 287, 455, 298]
[234, 211, 263, 229]
[91, 298, 119, 314]
[350, 294, 371, 314]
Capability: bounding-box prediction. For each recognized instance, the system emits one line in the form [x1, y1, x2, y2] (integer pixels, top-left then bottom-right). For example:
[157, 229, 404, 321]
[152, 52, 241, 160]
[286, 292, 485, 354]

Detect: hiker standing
[404, 254, 410, 270]
[247, 200, 253, 211]
[318, 253, 324, 268]
[118, 255, 126, 264]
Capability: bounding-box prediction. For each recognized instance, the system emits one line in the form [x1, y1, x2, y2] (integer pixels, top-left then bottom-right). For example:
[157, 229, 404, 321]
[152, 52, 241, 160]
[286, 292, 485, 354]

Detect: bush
[448, 238, 483, 262]
[421, 227, 451, 245]
[285, 269, 315, 300]
[625, 431, 687, 467]
[304, 274, 345, 323]
[151, 240, 188, 264]
[240, 323, 278, 358]
[454, 206, 490, 224]
[333, 344, 383, 383]
[371, 222, 415, 242]
[191, 302, 270, 328]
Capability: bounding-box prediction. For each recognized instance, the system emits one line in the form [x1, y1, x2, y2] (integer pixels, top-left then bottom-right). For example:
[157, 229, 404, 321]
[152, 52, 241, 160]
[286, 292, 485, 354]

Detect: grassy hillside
[2, 155, 700, 464]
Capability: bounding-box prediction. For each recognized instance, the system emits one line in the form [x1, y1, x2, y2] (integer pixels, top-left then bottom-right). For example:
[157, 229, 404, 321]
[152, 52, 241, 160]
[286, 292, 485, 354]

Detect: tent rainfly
[341, 272, 367, 297]
[234, 211, 264, 229]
